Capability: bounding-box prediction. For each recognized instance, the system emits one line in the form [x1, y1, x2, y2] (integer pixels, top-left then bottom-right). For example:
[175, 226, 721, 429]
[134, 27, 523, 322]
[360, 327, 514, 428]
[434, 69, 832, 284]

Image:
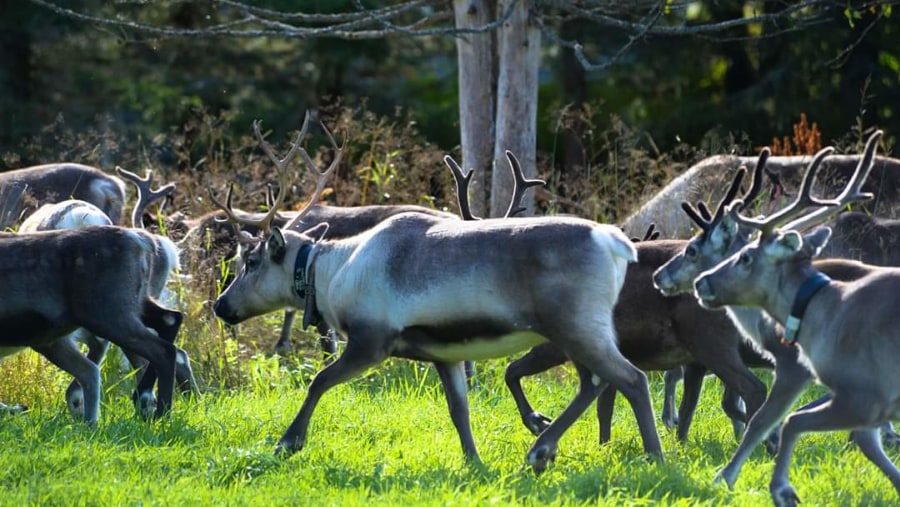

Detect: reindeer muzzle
[213, 298, 241, 325]
[693, 276, 719, 309]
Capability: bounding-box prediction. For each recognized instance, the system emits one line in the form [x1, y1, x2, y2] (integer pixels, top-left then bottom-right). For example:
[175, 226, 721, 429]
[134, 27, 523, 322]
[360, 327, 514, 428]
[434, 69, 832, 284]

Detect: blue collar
[293, 243, 322, 329]
[783, 271, 831, 344]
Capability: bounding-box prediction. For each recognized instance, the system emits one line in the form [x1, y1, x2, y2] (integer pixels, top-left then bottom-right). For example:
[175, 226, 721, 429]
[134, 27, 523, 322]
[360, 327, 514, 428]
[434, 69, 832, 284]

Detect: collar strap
[783, 271, 831, 344]
[293, 243, 314, 298]
[293, 243, 322, 329]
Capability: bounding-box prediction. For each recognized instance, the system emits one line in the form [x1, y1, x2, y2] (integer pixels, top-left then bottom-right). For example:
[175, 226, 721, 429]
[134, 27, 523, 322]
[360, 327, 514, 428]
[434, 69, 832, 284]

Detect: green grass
[0, 351, 897, 506]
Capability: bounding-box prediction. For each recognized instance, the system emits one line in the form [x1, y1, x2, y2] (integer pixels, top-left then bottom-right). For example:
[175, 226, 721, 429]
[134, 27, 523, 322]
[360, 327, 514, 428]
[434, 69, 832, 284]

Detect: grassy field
[0, 340, 897, 507]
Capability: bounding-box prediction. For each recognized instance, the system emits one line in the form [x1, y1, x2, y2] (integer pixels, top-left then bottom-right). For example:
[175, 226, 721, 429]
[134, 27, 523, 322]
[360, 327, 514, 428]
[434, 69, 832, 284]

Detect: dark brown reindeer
[212, 119, 664, 471]
[17, 166, 195, 417]
[653, 132, 900, 496]
[819, 210, 900, 265]
[0, 163, 126, 226]
[0, 225, 183, 424]
[693, 130, 900, 506]
[446, 153, 771, 445]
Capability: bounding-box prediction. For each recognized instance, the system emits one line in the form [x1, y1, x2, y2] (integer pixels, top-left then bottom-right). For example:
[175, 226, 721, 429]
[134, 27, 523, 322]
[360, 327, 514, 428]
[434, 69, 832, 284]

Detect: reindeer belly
[0, 311, 77, 347]
[397, 322, 548, 362]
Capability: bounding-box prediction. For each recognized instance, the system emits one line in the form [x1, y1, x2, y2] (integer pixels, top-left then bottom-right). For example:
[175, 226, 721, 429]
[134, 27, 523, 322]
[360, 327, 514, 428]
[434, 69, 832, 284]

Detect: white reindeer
[210, 117, 663, 471]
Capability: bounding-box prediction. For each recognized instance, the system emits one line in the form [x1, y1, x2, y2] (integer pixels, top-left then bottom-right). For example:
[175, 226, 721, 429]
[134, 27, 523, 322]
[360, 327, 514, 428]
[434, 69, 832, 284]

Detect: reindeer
[621, 148, 900, 239]
[444, 153, 771, 445]
[211, 117, 663, 470]
[198, 117, 461, 361]
[0, 224, 183, 424]
[692, 130, 900, 506]
[820, 210, 900, 265]
[653, 132, 900, 496]
[17, 167, 196, 417]
[0, 163, 126, 226]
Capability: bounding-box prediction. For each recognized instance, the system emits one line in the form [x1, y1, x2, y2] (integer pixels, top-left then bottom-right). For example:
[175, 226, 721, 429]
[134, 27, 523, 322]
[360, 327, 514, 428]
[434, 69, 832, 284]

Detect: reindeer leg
[273, 310, 295, 355]
[716, 356, 812, 490]
[676, 363, 707, 442]
[596, 385, 616, 444]
[127, 303, 185, 417]
[722, 388, 747, 442]
[527, 362, 606, 473]
[34, 339, 102, 425]
[662, 367, 683, 429]
[65, 331, 110, 419]
[317, 322, 338, 364]
[276, 332, 387, 457]
[503, 342, 568, 435]
[434, 361, 479, 462]
[770, 394, 899, 507]
[850, 428, 900, 495]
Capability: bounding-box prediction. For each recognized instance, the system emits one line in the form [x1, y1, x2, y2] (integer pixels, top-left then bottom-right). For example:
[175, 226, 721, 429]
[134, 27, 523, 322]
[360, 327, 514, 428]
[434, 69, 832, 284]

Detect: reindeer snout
[213, 298, 241, 325]
[693, 276, 718, 308]
[652, 269, 676, 296]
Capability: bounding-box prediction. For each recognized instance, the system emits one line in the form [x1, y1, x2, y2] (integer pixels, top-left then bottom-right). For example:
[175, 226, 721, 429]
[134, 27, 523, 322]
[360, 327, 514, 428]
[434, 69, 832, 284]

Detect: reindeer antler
[728, 130, 882, 236]
[208, 111, 342, 235]
[444, 151, 544, 221]
[115, 166, 176, 229]
[443, 155, 479, 221]
[681, 166, 746, 234]
[503, 151, 546, 218]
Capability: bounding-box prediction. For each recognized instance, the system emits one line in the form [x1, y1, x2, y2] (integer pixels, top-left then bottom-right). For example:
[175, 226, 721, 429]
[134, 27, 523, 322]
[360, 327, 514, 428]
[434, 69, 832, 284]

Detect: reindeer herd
[0, 115, 898, 506]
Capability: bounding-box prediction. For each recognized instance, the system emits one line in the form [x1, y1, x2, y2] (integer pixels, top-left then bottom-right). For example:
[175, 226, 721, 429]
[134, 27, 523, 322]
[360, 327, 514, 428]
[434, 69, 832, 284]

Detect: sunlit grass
[0, 351, 897, 506]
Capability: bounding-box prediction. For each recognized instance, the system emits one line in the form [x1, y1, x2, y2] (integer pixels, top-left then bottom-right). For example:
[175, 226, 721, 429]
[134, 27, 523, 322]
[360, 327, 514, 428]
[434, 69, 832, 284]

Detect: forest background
[1, 1, 899, 224]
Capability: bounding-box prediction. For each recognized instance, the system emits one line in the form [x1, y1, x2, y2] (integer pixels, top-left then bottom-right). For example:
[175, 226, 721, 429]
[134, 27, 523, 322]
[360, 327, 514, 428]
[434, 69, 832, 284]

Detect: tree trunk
[492, 0, 540, 217]
[454, 0, 497, 218]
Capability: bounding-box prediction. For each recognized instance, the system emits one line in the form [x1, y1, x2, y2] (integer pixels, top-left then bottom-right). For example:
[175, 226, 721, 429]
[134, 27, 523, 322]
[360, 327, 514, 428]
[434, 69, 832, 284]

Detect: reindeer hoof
[274, 437, 303, 457]
[662, 414, 678, 429]
[525, 412, 552, 435]
[66, 388, 85, 419]
[0, 402, 28, 415]
[137, 391, 157, 420]
[771, 484, 801, 507]
[526, 444, 557, 474]
[713, 469, 737, 491]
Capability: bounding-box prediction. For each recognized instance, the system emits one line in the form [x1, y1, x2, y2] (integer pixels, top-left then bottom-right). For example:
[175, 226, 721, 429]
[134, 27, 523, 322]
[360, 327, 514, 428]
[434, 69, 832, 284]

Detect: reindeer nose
[652, 269, 674, 295]
[213, 298, 240, 325]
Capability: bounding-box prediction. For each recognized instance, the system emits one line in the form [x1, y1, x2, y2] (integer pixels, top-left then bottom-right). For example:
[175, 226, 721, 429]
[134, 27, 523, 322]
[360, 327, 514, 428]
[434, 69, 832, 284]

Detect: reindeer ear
[266, 229, 287, 264]
[803, 227, 832, 257]
[773, 230, 804, 257]
[303, 222, 329, 243]
[709, 214, 738, 249]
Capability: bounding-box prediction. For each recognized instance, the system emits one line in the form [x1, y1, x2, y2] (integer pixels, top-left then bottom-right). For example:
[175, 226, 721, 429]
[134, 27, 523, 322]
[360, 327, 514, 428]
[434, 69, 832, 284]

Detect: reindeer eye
[739, 252, 752, 266]
[245, 255, 260, 269]
[685, 245, 697, 260]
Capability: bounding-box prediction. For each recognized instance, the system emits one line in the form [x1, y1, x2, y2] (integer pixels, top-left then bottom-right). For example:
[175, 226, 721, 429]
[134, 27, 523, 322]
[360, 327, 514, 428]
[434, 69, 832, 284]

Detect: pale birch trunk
[453, 0, 497, 218]
[491, 0, 540, 217]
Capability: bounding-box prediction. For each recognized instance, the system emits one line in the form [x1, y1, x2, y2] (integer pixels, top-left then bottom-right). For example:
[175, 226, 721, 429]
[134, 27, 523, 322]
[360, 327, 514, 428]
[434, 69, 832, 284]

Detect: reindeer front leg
[770, 394, 900, 506]
[276, 330, 387, 456]
[434, 361, 479, 462]
[716, 355, 812, 489]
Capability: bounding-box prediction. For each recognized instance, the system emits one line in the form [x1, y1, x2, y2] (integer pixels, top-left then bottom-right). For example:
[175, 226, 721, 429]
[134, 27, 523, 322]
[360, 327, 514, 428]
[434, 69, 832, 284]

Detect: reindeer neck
[768, 261, 832, 344]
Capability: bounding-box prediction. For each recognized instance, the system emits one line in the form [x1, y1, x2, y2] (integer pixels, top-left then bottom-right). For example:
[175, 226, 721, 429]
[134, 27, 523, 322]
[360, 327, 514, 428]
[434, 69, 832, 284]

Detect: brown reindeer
[211, 117, 663, 470]
[693, 130, 900, 506]
[18, 166, 195, 417]
[0, 163, 126, 226]
[0, 225, 183, 423]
